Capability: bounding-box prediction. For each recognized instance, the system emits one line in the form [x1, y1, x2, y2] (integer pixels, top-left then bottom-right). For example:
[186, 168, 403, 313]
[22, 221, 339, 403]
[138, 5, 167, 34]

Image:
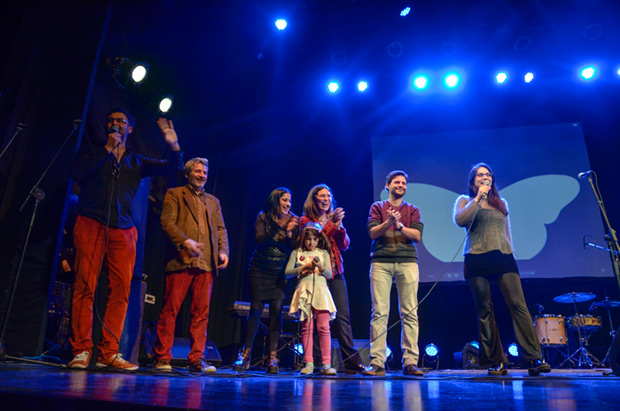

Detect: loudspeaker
[330, 339, 370, 372]
[170, 338, 222, 366]
[608, 326, 620, 375]
[453, 342, 480, 369]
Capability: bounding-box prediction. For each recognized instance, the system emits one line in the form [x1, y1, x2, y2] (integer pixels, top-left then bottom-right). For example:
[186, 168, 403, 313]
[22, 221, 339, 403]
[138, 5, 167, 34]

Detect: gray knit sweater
[453, 195, 514, 255]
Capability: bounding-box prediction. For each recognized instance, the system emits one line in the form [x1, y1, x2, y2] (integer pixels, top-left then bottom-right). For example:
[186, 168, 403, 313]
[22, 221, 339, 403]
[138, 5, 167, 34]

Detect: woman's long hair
[302, 184, 337, 220]
[262, 187, 292, 221]
[467, 163, 508, 216]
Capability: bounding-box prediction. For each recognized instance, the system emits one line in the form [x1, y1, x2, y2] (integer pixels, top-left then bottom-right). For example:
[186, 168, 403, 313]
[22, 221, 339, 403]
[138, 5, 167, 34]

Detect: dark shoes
[403, 364, 424, 376]
[266, 351, 279, 374]
[362, 365, 386, 376]
[189, 358, 216, 373]
[233, 347, 251, 372]
[488, 363, 508, 376]
[527, 359, 551, 376]
[345, 363, 367, 374]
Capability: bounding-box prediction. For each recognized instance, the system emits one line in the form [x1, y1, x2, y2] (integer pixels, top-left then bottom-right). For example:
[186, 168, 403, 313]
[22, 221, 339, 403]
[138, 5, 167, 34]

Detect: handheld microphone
[481, 180, 491, 199]
[313, 256, 320, 264]
[577, 170, 592, 180]
[109, 125, 120, 134]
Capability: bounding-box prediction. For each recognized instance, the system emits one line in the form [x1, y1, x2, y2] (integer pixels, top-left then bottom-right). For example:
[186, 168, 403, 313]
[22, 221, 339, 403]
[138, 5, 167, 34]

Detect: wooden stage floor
[0, 361, 618, 410]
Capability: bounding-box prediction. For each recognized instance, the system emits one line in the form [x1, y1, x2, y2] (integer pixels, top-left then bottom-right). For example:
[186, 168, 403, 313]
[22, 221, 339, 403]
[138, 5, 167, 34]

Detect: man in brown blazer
[154, 157, 229, 373]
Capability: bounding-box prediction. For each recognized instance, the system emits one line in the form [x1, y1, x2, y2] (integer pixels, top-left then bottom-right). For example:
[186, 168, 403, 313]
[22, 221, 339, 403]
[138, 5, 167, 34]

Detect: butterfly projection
[380, 175, 580, 262]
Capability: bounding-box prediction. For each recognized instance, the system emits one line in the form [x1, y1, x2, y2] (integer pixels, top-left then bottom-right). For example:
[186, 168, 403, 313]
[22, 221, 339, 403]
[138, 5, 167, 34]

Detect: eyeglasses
[476, 172, 492, 178]
[107, 117, 128, 125]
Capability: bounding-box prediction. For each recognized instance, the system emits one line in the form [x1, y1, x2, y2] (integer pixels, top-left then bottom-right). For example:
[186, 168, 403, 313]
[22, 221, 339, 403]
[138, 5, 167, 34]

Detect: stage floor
[0, 361, 618, 410]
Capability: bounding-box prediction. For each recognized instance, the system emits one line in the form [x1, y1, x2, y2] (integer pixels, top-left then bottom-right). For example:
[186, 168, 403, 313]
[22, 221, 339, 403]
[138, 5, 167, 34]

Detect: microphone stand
[0, 120, 80, 363]
[584, 171, 620, 295]
[0, 123, 28, 161]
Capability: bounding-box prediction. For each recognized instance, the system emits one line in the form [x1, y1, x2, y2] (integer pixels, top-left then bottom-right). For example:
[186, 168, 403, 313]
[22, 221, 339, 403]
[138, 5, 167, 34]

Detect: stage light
[425, 343, 439, 357]
[130, 63, 148, 84]
[327, 81, 340, 93]
[617, 67, 620, 76]
[508, 343, 519, 358]
[112, 57, 149, 88]
[357, 81, 368, 92]
[454, 342, 479, 369]
[443, 72, 460, 89]
[293, 343, 304, 355]
[495, 72, 508, 84]
[275, 19, 287, 30]
[400, 7, 411, 17]
[158, 96, 174, 113]
[412, 75, 429, 90]
[580, 66, 596, 80]
[524, 72, 534, 83]
[423, 343, 439, 369]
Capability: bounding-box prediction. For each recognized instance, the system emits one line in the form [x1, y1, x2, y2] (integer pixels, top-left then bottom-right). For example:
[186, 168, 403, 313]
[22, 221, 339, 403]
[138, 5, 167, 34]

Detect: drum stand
[559, 302, 603, 368]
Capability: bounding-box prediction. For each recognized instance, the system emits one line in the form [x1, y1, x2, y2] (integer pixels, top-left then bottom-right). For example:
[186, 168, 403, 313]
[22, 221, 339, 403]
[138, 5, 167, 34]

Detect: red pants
[70, 215, 137, 359]
[155, 268, 214, 363]
[301, 309, 332, 365]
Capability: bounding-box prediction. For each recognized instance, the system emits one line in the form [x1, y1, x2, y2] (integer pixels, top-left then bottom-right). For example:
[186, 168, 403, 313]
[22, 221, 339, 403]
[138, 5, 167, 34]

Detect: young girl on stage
[286, 222, 337, 375]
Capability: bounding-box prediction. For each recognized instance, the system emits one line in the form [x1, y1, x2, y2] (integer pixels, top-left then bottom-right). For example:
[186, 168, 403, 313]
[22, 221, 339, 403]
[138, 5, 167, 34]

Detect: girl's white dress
[285, 248, 337, 322]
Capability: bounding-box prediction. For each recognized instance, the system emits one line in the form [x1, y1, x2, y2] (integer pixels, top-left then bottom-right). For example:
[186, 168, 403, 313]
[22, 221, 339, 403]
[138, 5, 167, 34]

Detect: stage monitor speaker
[170, 338, 221, 367]
[330, 339, 370, 372]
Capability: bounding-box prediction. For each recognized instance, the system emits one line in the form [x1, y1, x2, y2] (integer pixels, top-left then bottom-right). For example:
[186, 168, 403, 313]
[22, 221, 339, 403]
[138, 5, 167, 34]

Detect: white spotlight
[580, 66, 596, 80]
[130, 63, 148, 84]
[524, 72, 534, 83]
[495, 72, 508, 84]
[327, 81, 340, 93]
[159, 96, 173, 113]
[357, 81, 368, 92]
[275, 19, 287, 30]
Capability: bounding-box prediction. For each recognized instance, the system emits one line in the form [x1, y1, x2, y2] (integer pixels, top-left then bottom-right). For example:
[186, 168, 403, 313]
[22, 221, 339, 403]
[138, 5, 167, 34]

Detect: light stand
[0, 120, 80, 362]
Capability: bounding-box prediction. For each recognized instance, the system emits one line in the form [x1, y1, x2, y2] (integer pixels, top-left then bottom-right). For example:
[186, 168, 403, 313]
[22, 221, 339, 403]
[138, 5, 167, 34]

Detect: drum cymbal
[553, 292, 596, 303]
[593, 300, 620, 308]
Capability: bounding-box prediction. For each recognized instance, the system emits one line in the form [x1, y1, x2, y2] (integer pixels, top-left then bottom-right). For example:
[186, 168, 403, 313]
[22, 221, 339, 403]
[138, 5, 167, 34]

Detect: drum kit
[532, 292, 620, 368]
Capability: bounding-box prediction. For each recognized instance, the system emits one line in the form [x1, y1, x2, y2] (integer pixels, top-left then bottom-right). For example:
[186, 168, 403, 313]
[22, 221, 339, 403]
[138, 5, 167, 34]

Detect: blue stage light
[327, 81, 340, 93]
[425, 343, 439, 357]
[524, 72, 534, 83]
[495, 72, 508, 84]
[275, 19, 287, 30]
[293, 343, 304, 355]
[580, 66, 596, 80]
[413, 75, 429, 90]
[443, 73, 460, 89]
[357, 81, 368, 92]
[400, 7, 411, 17]
[470, 341, 480, 349]
[508, 343, 519, 357]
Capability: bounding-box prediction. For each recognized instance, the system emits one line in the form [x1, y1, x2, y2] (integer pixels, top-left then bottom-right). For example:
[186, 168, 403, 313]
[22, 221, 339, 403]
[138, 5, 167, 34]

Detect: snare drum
[533, 314, 567, 346]
[567, 314, 602, 330]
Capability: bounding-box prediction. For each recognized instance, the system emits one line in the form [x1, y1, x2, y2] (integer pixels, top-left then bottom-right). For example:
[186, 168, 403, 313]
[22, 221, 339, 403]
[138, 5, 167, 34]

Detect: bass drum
[533, 314, 567, 346]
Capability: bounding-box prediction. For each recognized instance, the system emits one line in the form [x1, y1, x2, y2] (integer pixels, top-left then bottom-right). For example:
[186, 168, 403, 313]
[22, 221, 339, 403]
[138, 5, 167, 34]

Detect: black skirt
[464, 250, 519, 280]
[247, 247, 287, 301]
